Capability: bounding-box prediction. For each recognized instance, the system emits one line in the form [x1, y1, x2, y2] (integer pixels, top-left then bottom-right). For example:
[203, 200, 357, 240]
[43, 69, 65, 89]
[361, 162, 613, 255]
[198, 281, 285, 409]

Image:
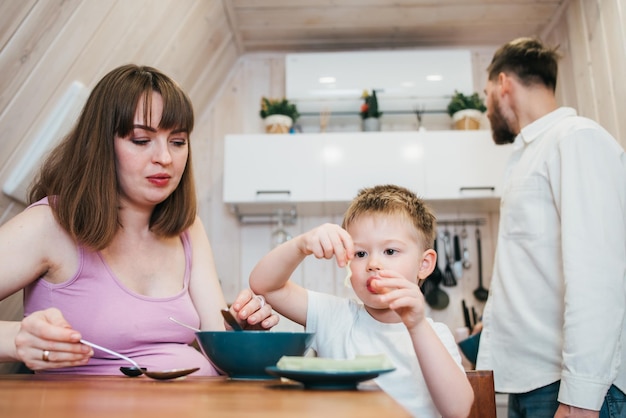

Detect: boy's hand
[296, 223, 353, 267]
[373, 272, 427, 329]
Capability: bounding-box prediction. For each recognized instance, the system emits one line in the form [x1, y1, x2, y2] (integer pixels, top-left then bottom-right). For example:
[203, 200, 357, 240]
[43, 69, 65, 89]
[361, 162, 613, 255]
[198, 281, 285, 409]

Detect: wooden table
[0, 374, 410, 417]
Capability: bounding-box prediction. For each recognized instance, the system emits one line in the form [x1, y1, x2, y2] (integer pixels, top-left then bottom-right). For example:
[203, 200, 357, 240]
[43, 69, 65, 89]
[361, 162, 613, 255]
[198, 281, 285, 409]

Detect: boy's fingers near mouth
[367, 277, 391, 294]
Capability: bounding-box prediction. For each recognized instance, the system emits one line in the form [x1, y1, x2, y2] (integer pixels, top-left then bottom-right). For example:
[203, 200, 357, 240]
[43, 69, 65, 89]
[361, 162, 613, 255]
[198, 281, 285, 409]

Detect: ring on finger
[255, 295, 266, 309]
[42, 350, 50, 362]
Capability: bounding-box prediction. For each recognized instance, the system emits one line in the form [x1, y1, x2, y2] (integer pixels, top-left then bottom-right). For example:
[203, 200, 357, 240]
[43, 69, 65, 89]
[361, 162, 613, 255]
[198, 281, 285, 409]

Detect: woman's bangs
[158, 83, 194, 133]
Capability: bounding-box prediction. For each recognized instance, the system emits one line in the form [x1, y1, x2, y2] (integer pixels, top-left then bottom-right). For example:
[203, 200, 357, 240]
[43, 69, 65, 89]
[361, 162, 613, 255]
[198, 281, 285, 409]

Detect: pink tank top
[24, 198, 218, 376]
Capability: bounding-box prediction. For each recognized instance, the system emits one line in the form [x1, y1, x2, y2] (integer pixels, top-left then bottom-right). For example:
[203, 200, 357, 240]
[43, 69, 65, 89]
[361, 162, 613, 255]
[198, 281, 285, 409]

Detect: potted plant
[446, 90, 487, 130]
[360, 89, 382, 131]
[260, 97, 300, 133]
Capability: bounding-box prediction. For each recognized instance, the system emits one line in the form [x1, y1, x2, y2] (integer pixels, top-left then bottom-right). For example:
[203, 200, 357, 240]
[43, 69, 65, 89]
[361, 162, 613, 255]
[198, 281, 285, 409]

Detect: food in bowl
[195, 331, 314, 380]
[276, 354, 394, 371]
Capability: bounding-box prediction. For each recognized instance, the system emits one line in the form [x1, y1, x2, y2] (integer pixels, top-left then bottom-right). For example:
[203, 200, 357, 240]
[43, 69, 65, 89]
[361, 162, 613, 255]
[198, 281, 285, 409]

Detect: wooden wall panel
[554, 0, 625, 147]
[545, 15, 577, 108]
[152, 0, 221, 87]
[596, 0, 625, 142]
[566, 1, 598, 121]
[0, 0, 37, 51]
[188, 37, 240, 113]
[0, 0, 81, 114]
[122, 0, 200, 70]
[582, 0, 619, 136]
[194, 54, 288, 302]
[0, 0, 115, 189]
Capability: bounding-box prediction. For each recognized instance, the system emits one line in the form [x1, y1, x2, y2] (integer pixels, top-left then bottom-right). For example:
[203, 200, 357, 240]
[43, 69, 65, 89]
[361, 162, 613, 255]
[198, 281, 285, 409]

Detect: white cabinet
[223, 134, 326, 203]
[324, 132, 426, 201]
[223, 131, 513, 215]
[422, 131, 512, 199]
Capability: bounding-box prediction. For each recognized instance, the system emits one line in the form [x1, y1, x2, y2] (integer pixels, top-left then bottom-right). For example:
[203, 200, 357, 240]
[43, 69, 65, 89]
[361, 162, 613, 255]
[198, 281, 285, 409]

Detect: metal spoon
[168, 316, 201, 332]
[80, 339, 199, 380]
[220, 309, 243, 331]
[169, 310, 243, 333]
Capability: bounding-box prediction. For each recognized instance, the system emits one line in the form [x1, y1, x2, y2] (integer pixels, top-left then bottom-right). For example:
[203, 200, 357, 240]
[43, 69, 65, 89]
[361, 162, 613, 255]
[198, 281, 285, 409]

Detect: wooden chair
[466, 370, 497, 418]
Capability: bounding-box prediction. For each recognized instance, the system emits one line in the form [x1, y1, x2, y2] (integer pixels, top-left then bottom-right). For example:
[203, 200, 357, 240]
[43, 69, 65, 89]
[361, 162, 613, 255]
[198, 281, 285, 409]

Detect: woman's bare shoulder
[20, 203, 65, 235]
[8, 204, 77, 259]
[0, 204, 78, 292]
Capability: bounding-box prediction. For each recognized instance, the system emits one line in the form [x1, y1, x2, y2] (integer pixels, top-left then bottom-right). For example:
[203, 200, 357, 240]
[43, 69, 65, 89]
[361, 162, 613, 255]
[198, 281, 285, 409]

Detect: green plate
[265, 366, 395, 390]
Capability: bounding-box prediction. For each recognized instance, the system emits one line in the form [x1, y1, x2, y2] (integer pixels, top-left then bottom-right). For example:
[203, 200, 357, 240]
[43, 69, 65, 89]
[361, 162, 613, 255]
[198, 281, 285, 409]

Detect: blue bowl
[457, 331, 481, 364]
[195, 331, 315, 380]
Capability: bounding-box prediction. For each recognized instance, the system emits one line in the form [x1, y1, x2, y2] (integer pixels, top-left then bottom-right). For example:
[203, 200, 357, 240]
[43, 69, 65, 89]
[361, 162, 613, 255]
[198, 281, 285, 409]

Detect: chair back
[466, 370, 497, 418]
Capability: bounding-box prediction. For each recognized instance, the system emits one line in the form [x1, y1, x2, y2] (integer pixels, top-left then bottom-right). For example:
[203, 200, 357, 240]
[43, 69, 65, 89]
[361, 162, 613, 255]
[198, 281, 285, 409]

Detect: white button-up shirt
[476, 107, 626, 410]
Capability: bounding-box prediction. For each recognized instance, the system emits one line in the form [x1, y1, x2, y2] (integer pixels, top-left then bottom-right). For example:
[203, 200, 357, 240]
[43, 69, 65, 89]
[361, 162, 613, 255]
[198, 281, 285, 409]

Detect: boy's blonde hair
[341, 184, 437, 250]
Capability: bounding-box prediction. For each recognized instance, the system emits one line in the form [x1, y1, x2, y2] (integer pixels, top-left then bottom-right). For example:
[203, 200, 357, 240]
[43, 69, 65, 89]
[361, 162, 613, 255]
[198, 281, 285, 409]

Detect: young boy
[249, 184, 473, 418]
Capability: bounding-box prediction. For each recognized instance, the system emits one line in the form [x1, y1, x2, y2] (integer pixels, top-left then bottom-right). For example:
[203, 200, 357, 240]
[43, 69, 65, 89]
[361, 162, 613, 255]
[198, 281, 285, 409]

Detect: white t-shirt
[306, 290, 463, 418]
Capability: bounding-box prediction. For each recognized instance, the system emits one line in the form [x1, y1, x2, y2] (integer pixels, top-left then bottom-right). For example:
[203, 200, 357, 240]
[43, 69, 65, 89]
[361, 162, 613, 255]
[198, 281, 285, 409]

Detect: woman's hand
[229, 289, 279, 330]
[14, 308, 92, 370]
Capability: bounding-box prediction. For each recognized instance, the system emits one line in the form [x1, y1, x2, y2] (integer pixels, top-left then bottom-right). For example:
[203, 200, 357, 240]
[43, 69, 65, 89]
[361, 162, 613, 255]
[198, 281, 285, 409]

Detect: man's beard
[488, 97, 516, 145]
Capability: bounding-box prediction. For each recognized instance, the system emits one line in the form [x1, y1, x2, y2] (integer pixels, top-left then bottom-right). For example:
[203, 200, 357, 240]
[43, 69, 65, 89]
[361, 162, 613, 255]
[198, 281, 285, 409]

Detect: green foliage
[360, 89, 382, 119]
[446, 90, 487, 117]
[259, 97, 300, 121]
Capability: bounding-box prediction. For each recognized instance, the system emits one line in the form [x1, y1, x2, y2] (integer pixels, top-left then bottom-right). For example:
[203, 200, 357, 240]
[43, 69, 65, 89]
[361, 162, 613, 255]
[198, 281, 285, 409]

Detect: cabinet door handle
[256, 190, 291, 196]
[459, 186, 495, 192]
[255, 190, 291, 201]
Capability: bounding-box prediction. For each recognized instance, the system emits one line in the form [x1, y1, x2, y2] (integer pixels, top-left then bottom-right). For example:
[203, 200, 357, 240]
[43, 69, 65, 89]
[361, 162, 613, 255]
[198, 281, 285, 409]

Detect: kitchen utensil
[414, 104, 425, 131]
[453, 230, 463, 279]
[461, 225, 472, 269]
[221, 309, 244, 331]
[80, 339, 199, 380]
[271, 209, 292, 248]
[461, 299, 472, 330]
[168, 316, 201, 332]
[453, 233, 462, 262]
[471, 306, 479, 327]
[473, 227, 489, 301]
[441, 230, 457, 286]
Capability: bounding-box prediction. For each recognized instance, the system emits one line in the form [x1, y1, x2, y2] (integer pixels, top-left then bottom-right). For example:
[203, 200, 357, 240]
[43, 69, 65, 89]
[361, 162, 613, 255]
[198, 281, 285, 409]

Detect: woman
[0, 64, 278, 375]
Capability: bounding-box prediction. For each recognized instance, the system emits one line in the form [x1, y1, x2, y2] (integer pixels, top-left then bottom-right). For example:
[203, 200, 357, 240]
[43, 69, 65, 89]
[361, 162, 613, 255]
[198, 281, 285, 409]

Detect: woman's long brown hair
[29, 64, 197, 250]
